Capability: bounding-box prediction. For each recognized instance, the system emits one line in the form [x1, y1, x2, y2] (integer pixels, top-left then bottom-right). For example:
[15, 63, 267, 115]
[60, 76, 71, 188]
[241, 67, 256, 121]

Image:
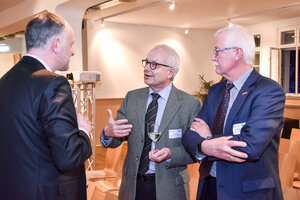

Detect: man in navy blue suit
[0, 12, 92, 200]
[183, 25, 285, 200]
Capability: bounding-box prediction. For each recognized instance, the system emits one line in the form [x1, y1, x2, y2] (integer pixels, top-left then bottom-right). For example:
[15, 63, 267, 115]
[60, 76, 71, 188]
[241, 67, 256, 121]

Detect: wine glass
[147, 122, 161, 143]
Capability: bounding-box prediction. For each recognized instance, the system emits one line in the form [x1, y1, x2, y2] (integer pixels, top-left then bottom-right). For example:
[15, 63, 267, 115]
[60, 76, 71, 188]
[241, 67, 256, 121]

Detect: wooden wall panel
[285, 97, 300, 126]
[94, 96, 300, 144]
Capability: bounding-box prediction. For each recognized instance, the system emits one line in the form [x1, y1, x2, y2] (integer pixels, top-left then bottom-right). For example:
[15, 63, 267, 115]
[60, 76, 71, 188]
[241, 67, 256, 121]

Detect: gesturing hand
[201, 136, 248, 163]
[104, 109, 133, 138]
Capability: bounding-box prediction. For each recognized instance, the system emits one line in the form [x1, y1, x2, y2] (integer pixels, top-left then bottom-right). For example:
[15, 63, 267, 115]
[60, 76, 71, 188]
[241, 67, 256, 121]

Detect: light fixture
[184, 29, 189, 35]
[0, 43, 10, 52]
[95, 0, 172, 22]
[227, 19, 233, 27]
[99, 0, 122, 10]
[169, 0, 175, 10]
[101, 19, 105, 27]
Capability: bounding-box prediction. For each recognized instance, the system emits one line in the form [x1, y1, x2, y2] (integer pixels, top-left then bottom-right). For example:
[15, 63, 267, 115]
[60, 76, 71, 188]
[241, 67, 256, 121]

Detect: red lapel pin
[242, 92, 248, 95]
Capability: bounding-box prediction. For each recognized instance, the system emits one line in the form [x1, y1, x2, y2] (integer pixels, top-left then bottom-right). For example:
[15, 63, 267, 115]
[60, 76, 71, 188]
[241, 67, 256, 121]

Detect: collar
[149, 83, 173, 101]
[231, 67, 254, 90]
[24, 54, 52, 72]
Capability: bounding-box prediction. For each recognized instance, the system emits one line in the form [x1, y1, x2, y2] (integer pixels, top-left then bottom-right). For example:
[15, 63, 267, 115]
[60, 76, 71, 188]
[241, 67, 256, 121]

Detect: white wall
[0, 53, 14, 78]
[87, 21, 216, 98]
[246, 16, 300, 78]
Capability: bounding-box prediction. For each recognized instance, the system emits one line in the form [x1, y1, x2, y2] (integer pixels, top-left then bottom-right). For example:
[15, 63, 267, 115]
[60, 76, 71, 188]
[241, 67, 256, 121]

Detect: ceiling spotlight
[101, 19, 105, 27]
[169, 0, 175, 10]
[184, 29, 189, 35]
[227, 19, 233, 27]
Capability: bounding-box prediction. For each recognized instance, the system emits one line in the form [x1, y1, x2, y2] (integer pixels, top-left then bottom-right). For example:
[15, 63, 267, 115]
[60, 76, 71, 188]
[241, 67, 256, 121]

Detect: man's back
[0, 56, 91, 200]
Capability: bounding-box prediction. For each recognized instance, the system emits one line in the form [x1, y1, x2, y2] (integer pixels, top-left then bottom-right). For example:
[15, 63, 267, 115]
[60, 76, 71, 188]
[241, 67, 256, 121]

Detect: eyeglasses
[142, 59, 171, 70]
[213, 47, 237, 56]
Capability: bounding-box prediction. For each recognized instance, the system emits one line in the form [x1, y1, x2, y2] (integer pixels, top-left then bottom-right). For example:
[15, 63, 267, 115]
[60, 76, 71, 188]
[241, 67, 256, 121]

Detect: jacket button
[136, 156, 139, 161]
[141, 138, 144, 143]
[133, 175, 136, 179]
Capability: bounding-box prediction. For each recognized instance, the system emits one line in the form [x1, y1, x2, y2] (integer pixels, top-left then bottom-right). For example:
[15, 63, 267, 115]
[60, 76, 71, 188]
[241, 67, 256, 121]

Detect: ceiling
[2, 0, 300, 37]
[0, 0, 24, 12]
[84, 0, 300, 30]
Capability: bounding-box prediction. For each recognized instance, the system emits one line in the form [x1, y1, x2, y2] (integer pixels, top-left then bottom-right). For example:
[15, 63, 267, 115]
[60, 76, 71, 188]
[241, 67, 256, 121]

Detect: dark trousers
[197, 175, 217, 200]
[136, 174, 156, 200]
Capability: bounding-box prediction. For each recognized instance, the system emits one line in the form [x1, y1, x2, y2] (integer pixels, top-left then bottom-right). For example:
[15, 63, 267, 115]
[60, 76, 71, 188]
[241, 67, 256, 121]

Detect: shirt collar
[231, 67, 254, 90]
[24, 54, 53, 72]
[149, 83, 173, 101]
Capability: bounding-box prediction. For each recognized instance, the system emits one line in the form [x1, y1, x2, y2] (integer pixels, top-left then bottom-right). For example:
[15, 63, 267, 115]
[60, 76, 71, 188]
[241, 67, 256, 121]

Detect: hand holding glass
[147, 122, 161, 142]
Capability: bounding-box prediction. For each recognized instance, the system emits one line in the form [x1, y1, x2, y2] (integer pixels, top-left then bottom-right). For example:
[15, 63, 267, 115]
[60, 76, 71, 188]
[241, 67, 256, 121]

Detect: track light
[169, 0, 175, 10]
[184, 29, 189, 35]
[227, 19, 233, 27]
[101, 19, 105, 27]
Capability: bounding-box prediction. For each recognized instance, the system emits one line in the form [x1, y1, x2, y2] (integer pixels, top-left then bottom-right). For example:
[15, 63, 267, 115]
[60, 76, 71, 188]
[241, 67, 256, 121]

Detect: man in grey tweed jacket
[101, 44, 201, 200]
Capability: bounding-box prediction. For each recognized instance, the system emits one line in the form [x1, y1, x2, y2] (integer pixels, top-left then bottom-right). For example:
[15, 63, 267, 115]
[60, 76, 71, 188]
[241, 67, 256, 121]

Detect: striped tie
[199, 82, 234, 180]
[138, 93, 160, 175]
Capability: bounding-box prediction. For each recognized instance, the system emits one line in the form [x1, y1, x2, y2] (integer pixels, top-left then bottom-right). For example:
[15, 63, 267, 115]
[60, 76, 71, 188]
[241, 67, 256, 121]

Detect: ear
[167, 68, 175, 79]
[234, 48, 243, 61]
[51, 37, 60, 54]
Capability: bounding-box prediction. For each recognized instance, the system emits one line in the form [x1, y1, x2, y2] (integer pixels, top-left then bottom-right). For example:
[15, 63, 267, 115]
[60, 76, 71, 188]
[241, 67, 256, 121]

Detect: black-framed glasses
[213, 47, 237, 56]
[142, 59, 171, 70]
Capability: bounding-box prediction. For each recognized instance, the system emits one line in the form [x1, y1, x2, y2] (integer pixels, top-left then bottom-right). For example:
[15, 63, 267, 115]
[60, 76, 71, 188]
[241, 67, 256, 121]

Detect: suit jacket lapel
[136, 88, 149, 137]
[224, 70, 260, 135]
[160, 85, 181, 134]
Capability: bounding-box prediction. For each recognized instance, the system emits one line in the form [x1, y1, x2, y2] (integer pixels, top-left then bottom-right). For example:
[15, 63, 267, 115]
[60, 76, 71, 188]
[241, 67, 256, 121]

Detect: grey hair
[150, 44, 180, 78]
[25, 12, 65, 50]
[215, 25, 255, 65]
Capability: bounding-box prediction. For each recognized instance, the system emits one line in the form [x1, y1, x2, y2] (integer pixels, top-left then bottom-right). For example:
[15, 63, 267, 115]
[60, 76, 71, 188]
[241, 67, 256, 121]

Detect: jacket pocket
[242, 177, 275, 192]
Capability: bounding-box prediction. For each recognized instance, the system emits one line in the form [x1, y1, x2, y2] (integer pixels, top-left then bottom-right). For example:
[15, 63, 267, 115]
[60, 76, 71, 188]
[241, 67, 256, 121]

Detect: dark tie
[138, 93, 160, 175]
[199, 82, 234, 180]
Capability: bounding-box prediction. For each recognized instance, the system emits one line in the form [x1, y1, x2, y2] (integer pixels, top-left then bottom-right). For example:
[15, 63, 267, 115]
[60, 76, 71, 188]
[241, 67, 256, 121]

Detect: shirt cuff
[101, 129, 112, 147]
[79, 127, 89, 137]
[195, 152, 206, 161]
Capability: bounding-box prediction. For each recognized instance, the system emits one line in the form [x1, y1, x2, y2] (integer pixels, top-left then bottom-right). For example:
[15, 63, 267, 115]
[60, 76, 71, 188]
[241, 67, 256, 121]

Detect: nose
[144, 63, 151, 71]
[211, 53, 217, 61]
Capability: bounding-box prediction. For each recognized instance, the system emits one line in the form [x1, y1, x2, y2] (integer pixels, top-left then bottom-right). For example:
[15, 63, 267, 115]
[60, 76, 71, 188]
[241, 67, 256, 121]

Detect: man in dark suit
[0, 12, 92, 200]
[183, 25, 285, 200]
[101, 44, 201, 200]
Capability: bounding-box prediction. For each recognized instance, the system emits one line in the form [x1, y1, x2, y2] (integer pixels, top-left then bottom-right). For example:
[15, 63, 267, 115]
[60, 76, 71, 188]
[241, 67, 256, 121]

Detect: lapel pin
[242, 92, 248, 95]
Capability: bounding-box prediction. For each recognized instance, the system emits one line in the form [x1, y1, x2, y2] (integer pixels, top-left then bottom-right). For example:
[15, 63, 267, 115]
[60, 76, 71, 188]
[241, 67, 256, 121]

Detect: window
[254, 34, 261, 47]
[254, 51, 260, 73]
[281, 30, 295, 45]
[253, 34, 261, 73]
[279, 27, 300, 94]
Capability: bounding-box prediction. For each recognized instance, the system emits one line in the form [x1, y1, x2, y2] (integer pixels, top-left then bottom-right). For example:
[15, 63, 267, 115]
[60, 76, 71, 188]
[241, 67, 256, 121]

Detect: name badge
[169, 129, 182, 139]
[232, 122, 246, 135]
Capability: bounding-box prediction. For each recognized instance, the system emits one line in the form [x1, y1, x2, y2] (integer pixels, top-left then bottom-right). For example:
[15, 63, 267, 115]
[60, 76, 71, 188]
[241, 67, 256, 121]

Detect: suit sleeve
[39, 76, 92, 173]
[182, 88, 215, 159]
[168, 98, 201, 167]
[231, 83, 285, 161]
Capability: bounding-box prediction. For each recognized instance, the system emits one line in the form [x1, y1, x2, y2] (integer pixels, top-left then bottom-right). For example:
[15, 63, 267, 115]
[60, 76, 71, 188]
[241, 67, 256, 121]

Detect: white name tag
[169, 129, 182, 139]
[232, 122, 246, 135]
